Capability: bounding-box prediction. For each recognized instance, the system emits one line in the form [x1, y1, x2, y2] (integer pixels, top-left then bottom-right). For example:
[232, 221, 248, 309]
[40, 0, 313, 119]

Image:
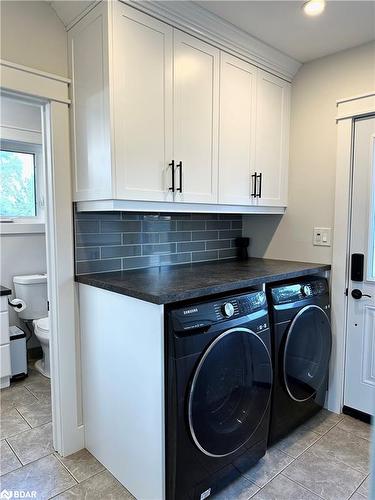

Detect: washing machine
[166, 290, 273, 500]
[267, 277, 332, 445]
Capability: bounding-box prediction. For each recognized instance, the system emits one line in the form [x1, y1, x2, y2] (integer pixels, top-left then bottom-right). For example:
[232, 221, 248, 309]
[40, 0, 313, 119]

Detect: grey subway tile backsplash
[74, 210, 243, 274]
[192, 250, 219, 262]
[101, 245, 142, 259]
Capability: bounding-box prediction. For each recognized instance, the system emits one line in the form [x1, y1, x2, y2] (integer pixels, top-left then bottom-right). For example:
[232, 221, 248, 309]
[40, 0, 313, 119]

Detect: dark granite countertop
[0, 285, 12, 296]
[75, 258, 331, 305]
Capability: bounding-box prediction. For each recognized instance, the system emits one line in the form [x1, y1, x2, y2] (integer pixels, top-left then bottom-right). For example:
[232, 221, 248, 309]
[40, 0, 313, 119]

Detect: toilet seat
[34, 317, 49, 340]
[33, 316, 50, 378]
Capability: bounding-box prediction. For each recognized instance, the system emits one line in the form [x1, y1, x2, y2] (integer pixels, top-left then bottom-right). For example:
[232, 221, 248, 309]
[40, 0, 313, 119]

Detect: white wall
[244, 41, 375, 264]
[0, 0, 68, 77]
[1, 235, 47, 329]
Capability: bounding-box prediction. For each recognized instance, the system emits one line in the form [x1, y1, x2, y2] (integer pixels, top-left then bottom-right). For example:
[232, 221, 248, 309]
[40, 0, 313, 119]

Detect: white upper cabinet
[254, 70, 291, 207]
[69, 5, 113, 201]
[113, 5, 173, 202]
[173, 32, 219, 204]
[69, 1, 291, 209]
[218, 53, 257, 205]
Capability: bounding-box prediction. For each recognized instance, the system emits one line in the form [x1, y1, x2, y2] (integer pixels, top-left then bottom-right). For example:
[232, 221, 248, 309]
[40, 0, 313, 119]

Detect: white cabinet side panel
[69, 3, 113, 201]
[79, 284, 165, 500]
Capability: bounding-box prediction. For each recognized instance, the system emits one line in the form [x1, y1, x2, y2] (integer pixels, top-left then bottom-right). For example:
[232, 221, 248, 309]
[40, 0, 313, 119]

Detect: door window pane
[0, 150, 36, 217]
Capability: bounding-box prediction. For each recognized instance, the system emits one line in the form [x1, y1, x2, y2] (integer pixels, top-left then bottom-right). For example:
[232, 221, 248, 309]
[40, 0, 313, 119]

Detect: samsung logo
[183, 307, 198, 315]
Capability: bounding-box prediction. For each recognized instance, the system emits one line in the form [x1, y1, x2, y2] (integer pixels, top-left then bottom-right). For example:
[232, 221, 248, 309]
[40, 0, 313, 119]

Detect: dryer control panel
[270, 278, 329, 305]
[171, 291, 267, 333]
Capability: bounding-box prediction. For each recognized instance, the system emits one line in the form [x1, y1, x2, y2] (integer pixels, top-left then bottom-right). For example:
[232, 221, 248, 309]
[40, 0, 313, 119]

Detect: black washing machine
[267, 277, 332, 445]
[166, 290, 273, 500]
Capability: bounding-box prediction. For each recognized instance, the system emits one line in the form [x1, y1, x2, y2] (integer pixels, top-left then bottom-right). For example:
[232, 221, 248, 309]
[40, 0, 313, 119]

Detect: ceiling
[195, 1, 375, 62]
[50, 1, 375, 63]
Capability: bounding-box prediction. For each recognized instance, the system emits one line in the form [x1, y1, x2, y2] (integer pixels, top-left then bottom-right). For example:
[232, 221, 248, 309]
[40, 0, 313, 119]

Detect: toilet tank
[13, 274, 48, 320]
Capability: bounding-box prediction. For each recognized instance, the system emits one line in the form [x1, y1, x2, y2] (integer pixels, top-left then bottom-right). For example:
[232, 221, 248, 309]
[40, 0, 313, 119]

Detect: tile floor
[1, 372, 371, 500]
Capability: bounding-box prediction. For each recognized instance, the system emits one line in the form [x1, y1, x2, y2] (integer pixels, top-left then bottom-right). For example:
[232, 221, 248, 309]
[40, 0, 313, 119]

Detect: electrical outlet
[313, 227, 331, 246]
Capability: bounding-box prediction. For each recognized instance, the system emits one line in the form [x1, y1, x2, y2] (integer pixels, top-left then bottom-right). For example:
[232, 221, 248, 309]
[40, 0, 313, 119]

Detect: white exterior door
[173, 30, 219, 204]
[345, 115, 375, 415]
[218, 53, 257, 205]
[255, 70, 290, 207]
[113, 4, 174, 201]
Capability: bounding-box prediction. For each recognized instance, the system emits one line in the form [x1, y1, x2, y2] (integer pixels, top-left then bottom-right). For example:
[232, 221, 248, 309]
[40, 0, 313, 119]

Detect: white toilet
[13, 274, 50, 378]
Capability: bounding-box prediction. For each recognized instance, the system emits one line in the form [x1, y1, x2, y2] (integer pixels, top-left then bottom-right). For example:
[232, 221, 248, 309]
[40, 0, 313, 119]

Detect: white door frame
[1, 59, 84, 456]
[329, 92, 375, 414]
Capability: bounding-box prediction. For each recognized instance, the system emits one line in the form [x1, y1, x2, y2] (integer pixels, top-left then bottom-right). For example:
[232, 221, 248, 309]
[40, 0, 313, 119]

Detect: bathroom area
[0, 94, 53, 463]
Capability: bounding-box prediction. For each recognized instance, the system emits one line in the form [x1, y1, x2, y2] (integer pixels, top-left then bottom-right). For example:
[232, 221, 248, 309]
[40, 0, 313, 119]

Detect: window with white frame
[0, 140, 44, 221]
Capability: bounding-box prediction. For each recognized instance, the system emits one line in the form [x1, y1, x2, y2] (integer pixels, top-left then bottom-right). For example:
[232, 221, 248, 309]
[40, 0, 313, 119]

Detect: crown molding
[124, 0, 301, 81]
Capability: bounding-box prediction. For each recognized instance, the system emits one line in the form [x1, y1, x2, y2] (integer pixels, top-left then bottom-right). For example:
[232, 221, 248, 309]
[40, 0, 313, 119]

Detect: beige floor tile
[0, 439, 22, 476]
[17, 399, 52, 428]
[251, 473, 321, 500]
[357, 475, 370, 497]
[283, 447, 366, 500]
[307, 425, 369, 474]
[213, 474, 259, 500]
[7, 421, 54, 465]
[0, 385, 38, 411]
[55, 449, 105, 483]
[12, 368, 48, 387]
[236, 447, 293, 488]
[24, 380, 51, 405]
[273, 426, 321, 458]
[350, 493, 366, 500]
[0, 407, 31, 439]
[0, 454, 76, 499]
[337, 416, 372, 442]
[300, 408, 344, 436]
[53, 470, 135, 499]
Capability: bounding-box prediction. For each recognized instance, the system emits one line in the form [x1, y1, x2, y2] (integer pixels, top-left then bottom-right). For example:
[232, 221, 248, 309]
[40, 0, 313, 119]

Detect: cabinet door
[255, 70, 290, 207]
[173, 31, 219, 204]
[219, 53, 257, 205]
[113, 4, 173, 201]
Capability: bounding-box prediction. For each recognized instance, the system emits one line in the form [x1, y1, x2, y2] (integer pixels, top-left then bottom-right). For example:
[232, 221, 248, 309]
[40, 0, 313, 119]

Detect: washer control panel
[171, 291, 267, 333]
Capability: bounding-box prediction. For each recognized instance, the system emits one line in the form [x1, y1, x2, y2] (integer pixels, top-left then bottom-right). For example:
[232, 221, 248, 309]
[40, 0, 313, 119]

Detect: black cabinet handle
[169, 160, 175, 192]
[251, 172, 257, 197]
[257, 172, 262, 198]
[351, 289, 372, 300]
[176, 161, 182, 193]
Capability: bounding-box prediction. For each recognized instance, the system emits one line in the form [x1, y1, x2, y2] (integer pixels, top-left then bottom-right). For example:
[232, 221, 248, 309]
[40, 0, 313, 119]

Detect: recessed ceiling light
[303, 0, 326, 16]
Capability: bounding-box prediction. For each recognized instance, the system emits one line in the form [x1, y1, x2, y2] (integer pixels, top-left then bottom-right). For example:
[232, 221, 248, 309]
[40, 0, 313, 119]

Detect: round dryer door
[283, 305, 332, 402]
[188, 328, 272, 458]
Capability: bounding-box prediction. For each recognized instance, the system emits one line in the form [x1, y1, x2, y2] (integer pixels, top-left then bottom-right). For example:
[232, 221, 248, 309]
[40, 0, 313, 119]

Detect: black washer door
[188, 328, 272, 457]
[284, 305, 332, 402]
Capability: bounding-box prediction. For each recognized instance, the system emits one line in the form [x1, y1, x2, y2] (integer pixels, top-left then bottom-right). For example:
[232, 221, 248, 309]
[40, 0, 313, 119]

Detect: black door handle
[251, 172, 257, 197]
[257, 172, 262, 198]
[176, 161, 182, 193]
[169, 160, 175, 192]
[351, 289, 372, 300]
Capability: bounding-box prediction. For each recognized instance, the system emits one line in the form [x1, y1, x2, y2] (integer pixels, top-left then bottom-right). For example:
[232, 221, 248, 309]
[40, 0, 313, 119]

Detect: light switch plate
[313, 227, 331, 246]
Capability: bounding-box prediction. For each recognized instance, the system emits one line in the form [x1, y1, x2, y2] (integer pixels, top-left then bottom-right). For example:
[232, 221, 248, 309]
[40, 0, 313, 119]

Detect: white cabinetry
[173, 31, 219, 203]
[0, 296, 11, 389]
[113, 4, 174, 202]
[254, 70, 290, 207]
[218, 53, 257, 205]
[69, 1, 291, 210]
